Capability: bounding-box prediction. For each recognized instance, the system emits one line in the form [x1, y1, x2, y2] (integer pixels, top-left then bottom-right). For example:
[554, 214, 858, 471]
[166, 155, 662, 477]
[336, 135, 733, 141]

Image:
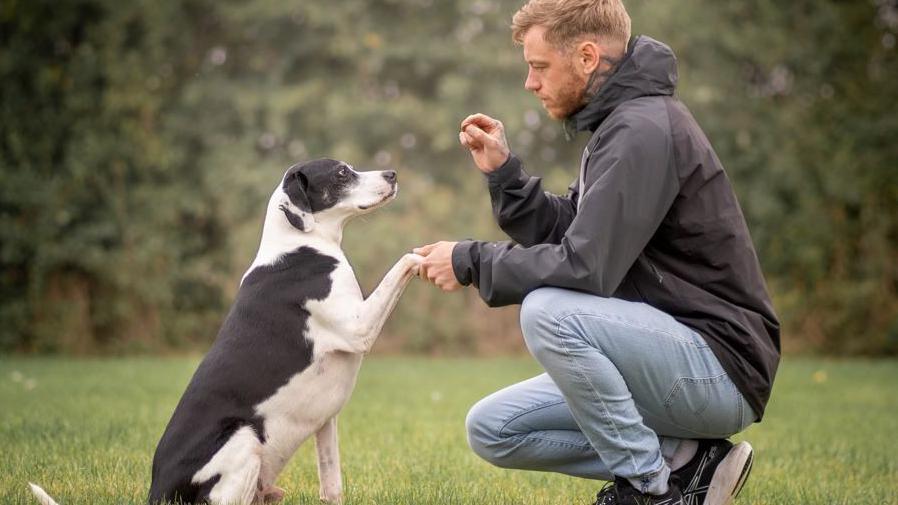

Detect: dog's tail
[28, 482, 60, 505]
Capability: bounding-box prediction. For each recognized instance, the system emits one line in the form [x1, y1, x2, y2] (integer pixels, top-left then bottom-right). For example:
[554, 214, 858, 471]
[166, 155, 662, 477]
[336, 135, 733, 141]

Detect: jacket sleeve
[485, 155, 579, 247]
[452, 117, 678, 307]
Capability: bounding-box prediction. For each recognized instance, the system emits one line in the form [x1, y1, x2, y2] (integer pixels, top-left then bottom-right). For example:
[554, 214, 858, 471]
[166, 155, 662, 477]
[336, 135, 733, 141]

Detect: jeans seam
[497, 399, 568, 438]
[553, 317, 640, 476]
[735, 380, 745, 431]
[506, 432, 595, 451]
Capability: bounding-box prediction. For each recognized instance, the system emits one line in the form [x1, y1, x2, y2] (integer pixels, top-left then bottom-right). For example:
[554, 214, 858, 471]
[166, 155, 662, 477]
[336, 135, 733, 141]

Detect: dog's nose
[382, 170, 397, 183]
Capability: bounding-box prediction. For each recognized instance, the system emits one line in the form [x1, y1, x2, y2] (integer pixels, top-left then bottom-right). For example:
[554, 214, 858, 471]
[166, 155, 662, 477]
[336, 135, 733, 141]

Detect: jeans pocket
[663, 373, 742, 438]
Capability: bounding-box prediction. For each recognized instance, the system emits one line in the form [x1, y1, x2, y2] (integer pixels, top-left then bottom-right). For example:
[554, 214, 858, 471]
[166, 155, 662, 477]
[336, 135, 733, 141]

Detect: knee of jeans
[465, 399, 507, 466]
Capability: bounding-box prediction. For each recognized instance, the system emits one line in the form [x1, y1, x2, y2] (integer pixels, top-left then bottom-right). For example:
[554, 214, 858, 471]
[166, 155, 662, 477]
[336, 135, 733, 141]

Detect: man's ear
[577, 40, 600, 75]
[279, 172, 315, 232]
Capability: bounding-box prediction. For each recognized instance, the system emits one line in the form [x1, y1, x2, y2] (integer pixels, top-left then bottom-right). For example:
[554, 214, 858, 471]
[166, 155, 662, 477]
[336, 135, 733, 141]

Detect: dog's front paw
[403, 253, 425, 276]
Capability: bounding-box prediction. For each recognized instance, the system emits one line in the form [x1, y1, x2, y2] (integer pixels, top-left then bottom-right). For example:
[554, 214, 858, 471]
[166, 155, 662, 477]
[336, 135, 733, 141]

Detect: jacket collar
[564, 35, 679, 134]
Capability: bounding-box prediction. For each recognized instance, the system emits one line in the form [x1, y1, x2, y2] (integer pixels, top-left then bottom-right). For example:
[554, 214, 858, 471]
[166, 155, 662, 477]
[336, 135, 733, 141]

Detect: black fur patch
[148, 247, 338, 504]
[284, 159, 359, 213]
[279, 203, 308, 231]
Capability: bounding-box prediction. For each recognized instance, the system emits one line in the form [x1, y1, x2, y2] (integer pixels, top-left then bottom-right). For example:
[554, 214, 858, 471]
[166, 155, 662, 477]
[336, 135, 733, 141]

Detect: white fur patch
[253, 352, 362, 488]
[192, 426, 262, 505]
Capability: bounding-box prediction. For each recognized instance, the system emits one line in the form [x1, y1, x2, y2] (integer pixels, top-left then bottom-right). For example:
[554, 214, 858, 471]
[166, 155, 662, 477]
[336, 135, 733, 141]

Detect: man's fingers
[419, 263, 436, 283]
[461, 113, 499, 132]
[459, 131, 481, 150]
[462, 124, 492, 145]
[459, 131, 471, 149]
[413, 243, 438, 256]
[460, 113, 488, 129]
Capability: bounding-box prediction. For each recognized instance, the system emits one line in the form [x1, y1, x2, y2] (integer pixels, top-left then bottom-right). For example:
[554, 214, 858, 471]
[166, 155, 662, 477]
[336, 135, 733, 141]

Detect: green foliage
[2, 356, 897, 502]
[1, 0, 896, 354]
[1, 0, 235, 352]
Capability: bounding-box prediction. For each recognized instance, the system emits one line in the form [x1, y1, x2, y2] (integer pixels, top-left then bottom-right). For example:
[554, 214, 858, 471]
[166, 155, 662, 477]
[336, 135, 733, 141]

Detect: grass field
[1, 356, 897, 504]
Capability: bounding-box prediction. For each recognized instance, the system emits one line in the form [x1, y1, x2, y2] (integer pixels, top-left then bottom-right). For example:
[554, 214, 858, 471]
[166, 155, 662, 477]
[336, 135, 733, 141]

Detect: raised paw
[403, 253, 425, 276]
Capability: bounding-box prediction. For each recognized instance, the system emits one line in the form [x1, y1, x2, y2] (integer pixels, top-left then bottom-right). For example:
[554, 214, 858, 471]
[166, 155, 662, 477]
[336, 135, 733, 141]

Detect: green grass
[1, 356, 897, 504]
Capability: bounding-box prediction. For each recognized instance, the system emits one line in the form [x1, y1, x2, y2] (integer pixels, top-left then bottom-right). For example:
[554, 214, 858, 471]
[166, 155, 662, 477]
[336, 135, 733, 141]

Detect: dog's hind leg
[315, 416, 343, 504]
[193, 426, 263, 505]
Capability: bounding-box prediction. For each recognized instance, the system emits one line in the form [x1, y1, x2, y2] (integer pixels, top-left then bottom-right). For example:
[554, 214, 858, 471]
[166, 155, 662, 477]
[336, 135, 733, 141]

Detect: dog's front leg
[316, 416, 342, 504]
[351, 253, 422, 352]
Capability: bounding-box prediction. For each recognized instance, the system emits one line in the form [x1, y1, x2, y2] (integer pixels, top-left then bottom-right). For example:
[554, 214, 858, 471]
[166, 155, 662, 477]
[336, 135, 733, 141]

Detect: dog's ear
[280, 172, 315, 232]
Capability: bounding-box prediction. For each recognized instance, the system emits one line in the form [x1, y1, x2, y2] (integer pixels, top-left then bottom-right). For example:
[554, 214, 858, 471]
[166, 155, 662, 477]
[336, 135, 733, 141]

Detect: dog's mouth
[358, 185, 397, 210]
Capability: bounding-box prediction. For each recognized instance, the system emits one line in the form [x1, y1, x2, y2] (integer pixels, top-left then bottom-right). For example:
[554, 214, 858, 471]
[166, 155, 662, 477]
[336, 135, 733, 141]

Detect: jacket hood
[566, 35, 678, 133]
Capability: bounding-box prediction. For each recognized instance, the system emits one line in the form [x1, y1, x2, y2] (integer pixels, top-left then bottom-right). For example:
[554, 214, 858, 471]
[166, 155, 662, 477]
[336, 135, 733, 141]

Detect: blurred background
[1, 0, 896, 357]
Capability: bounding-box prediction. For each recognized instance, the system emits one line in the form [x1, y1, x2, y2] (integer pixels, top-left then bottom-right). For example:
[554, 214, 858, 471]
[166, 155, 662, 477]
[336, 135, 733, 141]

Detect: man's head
[512, 0, 631, 119]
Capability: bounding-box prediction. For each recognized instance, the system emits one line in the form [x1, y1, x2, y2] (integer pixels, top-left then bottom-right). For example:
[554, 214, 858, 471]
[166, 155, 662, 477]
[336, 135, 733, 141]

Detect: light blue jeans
[466, 287, 756, 493]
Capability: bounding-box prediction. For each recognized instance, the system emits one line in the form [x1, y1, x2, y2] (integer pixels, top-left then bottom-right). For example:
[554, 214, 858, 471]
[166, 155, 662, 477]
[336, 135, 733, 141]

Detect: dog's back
[148, 246, 337, 504]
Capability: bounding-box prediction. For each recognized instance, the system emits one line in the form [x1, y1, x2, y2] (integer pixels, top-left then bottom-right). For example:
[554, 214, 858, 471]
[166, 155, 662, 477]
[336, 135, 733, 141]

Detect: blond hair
[511, 0, 631, 50]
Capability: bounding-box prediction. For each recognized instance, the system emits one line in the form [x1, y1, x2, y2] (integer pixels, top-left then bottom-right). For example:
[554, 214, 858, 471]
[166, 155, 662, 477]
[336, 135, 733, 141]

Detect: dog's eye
[337, 167, 348, 179]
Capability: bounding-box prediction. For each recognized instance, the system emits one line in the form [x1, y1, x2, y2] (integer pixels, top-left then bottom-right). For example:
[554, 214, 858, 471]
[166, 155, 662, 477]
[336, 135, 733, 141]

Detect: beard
[543, 64, 589, 120]
[542, 53, 623, 120]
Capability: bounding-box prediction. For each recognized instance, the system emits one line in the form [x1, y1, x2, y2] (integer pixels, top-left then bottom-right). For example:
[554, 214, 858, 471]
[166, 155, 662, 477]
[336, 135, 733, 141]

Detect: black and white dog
[29, 159, 422, 505]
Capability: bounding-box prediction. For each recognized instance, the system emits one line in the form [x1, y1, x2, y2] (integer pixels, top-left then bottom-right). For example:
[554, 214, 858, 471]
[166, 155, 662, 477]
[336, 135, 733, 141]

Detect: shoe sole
[703, 441, 753, 505]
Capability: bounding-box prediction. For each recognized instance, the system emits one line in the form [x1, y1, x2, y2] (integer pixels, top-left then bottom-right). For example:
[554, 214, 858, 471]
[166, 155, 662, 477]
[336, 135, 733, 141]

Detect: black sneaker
[672, 439, 754, 505]
[593, 477, 684, 505]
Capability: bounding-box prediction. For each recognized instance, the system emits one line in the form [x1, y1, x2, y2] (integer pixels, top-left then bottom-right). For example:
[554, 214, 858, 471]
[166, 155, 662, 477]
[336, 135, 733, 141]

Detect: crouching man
[415, 1, 779, 504]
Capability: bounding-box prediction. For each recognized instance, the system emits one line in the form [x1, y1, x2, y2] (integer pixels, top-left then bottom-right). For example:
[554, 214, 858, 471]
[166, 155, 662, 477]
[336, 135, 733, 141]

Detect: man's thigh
[523, 287, 755, 438]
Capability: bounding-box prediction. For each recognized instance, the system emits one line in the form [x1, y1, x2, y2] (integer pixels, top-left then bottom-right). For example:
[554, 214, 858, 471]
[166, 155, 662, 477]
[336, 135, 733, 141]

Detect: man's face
[522, 25, 588, 120]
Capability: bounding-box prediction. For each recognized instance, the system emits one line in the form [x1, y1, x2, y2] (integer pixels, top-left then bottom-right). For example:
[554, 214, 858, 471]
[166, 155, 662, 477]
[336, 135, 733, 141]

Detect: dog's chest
[326, 258, 364, 301]
[255, 350, 363, 427]
[254, 257, 364, 422]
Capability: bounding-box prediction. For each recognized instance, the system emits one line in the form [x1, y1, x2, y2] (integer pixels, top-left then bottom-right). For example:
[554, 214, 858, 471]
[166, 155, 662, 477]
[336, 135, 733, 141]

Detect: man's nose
[524, 70, 539, 92]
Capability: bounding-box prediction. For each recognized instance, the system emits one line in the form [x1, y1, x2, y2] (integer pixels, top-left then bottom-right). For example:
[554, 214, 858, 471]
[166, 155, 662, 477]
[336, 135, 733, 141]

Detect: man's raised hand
[459, 113, 511, 173]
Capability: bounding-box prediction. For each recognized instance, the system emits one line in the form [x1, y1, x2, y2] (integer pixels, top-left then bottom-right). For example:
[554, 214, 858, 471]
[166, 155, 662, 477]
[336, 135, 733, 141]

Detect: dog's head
[276, 158, 398, 232]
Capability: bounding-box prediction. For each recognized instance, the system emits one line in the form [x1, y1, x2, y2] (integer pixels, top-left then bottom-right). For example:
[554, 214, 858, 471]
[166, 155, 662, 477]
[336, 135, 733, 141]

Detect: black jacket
[452, 36, 780, 420]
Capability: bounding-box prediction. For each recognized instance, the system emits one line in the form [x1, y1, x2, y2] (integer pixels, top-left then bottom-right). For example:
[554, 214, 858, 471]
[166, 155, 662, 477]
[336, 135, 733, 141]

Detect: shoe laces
[593, 479, 676, 505]
[593, 481, 618, 505]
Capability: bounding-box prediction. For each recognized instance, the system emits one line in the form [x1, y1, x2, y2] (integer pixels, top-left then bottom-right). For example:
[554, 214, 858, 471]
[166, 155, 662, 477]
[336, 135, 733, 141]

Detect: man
[414, 0, 779, 504]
